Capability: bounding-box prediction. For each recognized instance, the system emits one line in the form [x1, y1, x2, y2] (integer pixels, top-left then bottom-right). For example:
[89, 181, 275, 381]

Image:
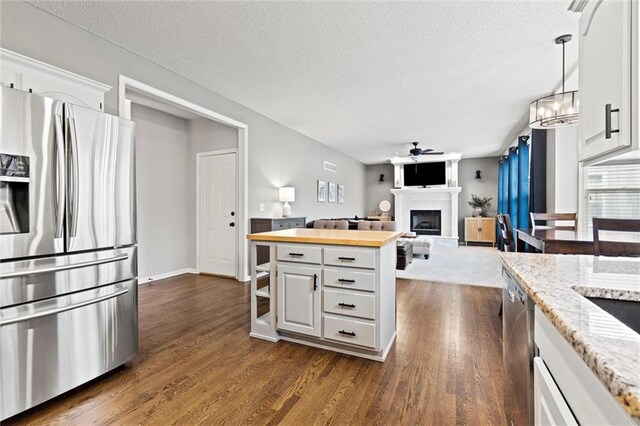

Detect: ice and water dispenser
[0, 153, 30, 234]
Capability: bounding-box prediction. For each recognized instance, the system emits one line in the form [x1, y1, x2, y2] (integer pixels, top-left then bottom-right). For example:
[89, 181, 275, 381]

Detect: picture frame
[317, 180, 326, 202]
[328, 182, 337, 203]
[337, 184, 344, 203]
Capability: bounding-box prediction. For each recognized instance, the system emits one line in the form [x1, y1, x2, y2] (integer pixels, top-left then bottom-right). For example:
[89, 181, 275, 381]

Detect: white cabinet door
[578, 0, 632, 162]
[277, 264, 321, 337]
[0, 49, 109, 111]
[534, 357, 578, 426]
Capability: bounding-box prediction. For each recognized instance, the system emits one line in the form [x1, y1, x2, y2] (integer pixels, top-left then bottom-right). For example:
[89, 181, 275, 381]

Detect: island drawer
[324, 289, 376, 320]
[277, 245, 322, 264]
[323, 268, 375, 292]
[323, 248, 376, 269]
[323, 315, 376, 349]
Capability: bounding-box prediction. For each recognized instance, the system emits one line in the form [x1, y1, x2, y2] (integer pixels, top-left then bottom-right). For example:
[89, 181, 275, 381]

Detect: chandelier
[529, 34, 579, 129]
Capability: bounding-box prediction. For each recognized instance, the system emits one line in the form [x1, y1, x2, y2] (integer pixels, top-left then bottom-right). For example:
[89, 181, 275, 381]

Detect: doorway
[197, 151, 237, 277]
[119, 75, 249, 282]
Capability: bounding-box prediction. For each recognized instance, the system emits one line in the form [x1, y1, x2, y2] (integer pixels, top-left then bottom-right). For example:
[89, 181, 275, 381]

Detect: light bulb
[553, 102, 560, 111]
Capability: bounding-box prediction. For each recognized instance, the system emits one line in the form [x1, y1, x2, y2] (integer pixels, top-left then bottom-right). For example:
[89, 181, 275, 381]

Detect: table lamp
[279, 187, 295, 218]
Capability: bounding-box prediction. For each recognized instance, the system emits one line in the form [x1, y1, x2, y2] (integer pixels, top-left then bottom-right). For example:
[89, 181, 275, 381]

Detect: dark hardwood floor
[8, 274, 507, 425]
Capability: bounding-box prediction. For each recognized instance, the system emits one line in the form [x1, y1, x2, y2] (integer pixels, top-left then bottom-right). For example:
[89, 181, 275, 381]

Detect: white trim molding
[118, 75, 250, 282]
[138, 268, 198, 285]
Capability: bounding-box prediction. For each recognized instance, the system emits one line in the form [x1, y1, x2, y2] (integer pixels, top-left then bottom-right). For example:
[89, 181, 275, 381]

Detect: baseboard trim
[138, 268, 198, 285]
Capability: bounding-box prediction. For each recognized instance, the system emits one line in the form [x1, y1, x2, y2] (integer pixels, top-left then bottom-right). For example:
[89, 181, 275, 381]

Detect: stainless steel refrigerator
[0, 86, 138, 420]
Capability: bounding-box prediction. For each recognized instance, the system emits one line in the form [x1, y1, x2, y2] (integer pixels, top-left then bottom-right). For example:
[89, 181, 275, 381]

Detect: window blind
[585, 164, 640, 230]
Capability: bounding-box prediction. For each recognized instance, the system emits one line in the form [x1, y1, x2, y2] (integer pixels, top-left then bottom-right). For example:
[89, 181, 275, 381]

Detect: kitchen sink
[585, 297, 640, 334]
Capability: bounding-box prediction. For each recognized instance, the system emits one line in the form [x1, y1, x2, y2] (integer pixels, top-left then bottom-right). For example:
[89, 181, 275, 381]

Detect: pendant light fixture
[529, 34, 579, 129]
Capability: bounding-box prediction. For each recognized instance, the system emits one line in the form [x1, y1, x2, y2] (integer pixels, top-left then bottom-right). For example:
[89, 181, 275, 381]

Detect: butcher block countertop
[246, 228, 403, 247]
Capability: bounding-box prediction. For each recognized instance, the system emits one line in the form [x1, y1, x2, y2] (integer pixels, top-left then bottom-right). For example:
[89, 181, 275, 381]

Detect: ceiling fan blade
[422, 151, 444, 155]
[421, 148, 434, 153]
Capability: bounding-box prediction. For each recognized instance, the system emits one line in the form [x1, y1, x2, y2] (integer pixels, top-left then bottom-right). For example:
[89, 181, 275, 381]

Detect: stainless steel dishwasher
[502, 267, 535, 426]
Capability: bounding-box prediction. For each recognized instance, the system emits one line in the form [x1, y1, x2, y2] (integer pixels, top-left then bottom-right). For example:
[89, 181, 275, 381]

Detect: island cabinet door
[277, 264, 322, 337]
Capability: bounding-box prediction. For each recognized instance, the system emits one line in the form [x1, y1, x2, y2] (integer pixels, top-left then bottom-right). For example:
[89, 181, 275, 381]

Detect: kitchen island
[501, 253, 640, 425]
[247, 228, 403, 361]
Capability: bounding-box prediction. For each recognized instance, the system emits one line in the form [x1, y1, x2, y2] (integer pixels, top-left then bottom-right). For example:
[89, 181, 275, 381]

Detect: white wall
[546, 126, 579, 213]
[364, 163, 395, 216]
[0, 1, 367, 280]
[132, 104, 191, 279]
[457, 157, 499, 237]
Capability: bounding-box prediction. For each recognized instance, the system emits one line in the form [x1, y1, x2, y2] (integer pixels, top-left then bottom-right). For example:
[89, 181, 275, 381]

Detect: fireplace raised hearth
[410, 210, 442, 235]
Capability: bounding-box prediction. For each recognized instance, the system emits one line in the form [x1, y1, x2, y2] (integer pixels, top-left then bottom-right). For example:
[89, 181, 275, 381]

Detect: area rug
[396, 245, 504, 288]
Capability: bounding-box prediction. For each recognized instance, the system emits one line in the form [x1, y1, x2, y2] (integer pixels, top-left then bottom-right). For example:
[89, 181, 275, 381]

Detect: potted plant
[468, 194, 492, 217]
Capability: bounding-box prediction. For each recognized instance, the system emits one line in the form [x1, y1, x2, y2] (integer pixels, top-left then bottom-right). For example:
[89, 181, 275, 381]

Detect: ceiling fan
[406, 142, 444, 161]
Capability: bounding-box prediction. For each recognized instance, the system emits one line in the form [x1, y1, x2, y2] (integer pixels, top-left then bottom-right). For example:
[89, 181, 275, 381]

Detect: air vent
[323, 161, 337, 173]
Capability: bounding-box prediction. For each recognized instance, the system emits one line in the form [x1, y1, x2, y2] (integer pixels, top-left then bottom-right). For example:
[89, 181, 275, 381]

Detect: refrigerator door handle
[1, 252, 129, 279]
[67, 116, 80, 238]
[53, 113, 65, 239]
[0, 287, 129, 326]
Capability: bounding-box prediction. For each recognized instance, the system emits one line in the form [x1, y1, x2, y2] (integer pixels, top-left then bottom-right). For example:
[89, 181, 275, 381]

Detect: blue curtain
[508, 147, 519, 228]
[497, 157, 509, 249]
[497, 136, 535, 250]
[517, 137, 530, 229]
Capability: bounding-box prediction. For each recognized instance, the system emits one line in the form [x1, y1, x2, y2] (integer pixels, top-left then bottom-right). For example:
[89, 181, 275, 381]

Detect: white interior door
[198, 152, 237, 277]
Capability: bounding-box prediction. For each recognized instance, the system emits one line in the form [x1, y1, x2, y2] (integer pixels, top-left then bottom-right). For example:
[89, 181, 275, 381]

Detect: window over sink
[584, 163, 640, 231]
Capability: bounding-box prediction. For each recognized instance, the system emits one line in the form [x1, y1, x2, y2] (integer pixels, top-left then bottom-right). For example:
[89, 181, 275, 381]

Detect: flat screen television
[403, 162, 446, 187]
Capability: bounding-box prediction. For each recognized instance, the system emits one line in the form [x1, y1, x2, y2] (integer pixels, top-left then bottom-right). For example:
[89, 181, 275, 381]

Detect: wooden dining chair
[592, 218, 640, 257]
[530, 212, 578, 231]
[497, 214, 515, 252]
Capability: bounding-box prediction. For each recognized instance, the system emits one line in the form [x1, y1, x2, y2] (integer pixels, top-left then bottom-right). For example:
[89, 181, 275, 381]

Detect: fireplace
[410, 210, 442, 235]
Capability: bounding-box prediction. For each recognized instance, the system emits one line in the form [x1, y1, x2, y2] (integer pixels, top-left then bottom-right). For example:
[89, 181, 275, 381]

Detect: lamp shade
[279, 187, 295, 202]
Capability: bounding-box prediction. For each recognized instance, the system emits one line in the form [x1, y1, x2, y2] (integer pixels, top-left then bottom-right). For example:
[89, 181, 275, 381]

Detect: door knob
[230, 222, 235, 227]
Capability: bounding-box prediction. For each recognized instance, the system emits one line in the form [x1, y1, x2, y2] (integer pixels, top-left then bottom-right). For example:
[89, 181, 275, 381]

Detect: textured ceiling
[28, 0, 579, 164]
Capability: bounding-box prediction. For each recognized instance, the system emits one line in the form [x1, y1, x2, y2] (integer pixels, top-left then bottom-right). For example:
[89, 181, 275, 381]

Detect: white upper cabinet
[0, 48, 110, 111]
[576, 0, 638, 163]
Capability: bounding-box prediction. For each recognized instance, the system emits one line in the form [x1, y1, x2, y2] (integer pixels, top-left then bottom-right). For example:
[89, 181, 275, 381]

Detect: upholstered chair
[357, 221, 397, 232]
[313, 220, 349, 230]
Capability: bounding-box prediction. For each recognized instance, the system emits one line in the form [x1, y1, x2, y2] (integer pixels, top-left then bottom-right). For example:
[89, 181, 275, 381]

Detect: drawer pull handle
[338, 303, 356, 308]
[339, 330, 356, 337]
[338, 257, 356, 261]
[338, 278, 355, 283]
[288, 252, 304, 257]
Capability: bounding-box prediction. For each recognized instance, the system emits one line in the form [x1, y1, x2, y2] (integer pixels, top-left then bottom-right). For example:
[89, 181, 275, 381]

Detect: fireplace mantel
[391, 187, 462, 194]
[391, 187, 462, 242]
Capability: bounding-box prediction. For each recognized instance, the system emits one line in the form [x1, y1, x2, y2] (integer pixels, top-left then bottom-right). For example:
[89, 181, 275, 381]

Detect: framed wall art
[328, 182, 336, 203]
[317, 180, 326, 202]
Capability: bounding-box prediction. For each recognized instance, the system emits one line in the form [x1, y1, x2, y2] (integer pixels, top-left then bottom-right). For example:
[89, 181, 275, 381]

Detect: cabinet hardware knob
[338, 303, 356, 308]
[339, 330, 356, 337]
[337, 257, 356, 261]
[338, 278, 355, 283]
[288, 252, 304, 257]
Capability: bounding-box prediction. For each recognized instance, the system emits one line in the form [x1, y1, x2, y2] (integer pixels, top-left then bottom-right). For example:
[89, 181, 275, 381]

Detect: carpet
[396, 245, 504, 288]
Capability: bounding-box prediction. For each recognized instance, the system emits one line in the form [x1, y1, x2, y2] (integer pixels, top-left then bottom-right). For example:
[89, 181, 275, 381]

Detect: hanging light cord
[561, 39, 566, 93]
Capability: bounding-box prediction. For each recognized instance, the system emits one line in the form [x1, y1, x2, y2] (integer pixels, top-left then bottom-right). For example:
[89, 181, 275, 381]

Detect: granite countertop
[500, 253, 640, 420]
